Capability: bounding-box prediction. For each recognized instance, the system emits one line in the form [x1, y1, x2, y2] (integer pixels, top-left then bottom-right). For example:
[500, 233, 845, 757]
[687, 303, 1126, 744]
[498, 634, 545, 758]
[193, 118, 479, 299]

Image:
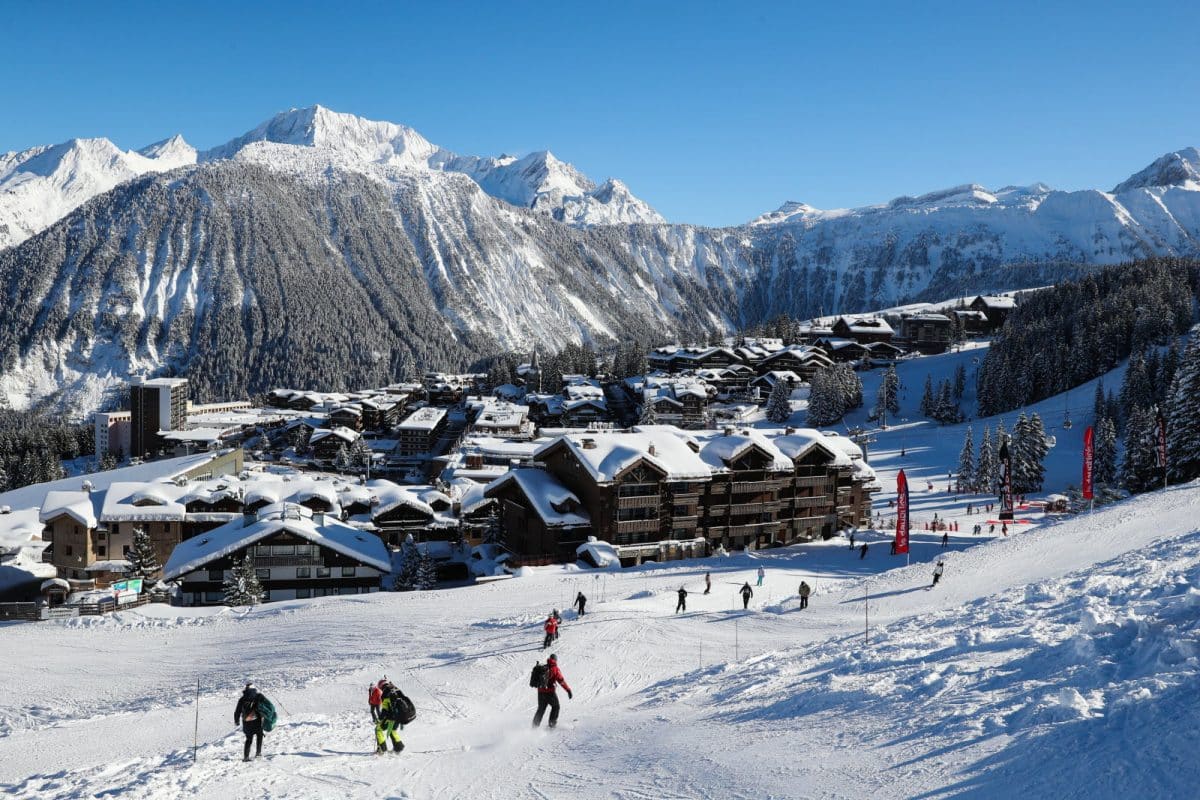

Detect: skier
[756, 566, 765, 587]
[798, 581, 811, 610]
[703, 572, 711, 595]
[1001, 523, 1008, 537]
[932, 560, 945, 587]
[740, 582, 753, 609]
[552, 608, 562, 637]
[675, 586, 687, 613]
[859, 543, 869, 560]
[848, 530, 856, 549]
[542, 614, 559, 649]
[941, 531, 949, 548]
[373, 680, 407, 754]
[233, 683, 265, 762]
[574, 592, 586, 616]
[532, 654, 572, 728]
[989, 524, 995, 534]
[889, 540, 897, 556]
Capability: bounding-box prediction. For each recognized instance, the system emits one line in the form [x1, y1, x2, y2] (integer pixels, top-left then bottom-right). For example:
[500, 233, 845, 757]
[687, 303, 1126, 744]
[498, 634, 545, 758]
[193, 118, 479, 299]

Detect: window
[255, 568, 269, 580]
[97, 531, 106, 541]
[296, 567, 311, 578]
[122, 545, 130, 556]
[295, 545, 314, 557]
[65, 545, 73, 557]
[273, 544, 295, 556]
[208, 569, 223, 581]
[296, 588, 312, 599]
[341, 566, 355, 577]
[203, 591, 223, 604]
[316, 567, 331, 578]
[97, 546, 107, 557]
[328, 587, 340, 595]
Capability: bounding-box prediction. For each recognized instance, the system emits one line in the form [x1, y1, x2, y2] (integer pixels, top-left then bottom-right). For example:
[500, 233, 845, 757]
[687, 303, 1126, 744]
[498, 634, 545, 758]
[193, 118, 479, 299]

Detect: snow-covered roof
[85, 559, 130, 573]
[751, 370, 802, 386]
[537, 431, 712, 483]
[973, 295, 1017, 309]
[371, 481, 452, 519]
[39, 490, 100, 527]
[101, 482, 187, 522]
[836, 316, 894, 334]
[310, 426, 360, 445]
[161, 428, 226, 443]
[693, 430, 794, 473]
[163, 504, 391, 579]
[398, 407, 447, 431]
[485, 469, 590, 527]
[772, 430, 852, 466]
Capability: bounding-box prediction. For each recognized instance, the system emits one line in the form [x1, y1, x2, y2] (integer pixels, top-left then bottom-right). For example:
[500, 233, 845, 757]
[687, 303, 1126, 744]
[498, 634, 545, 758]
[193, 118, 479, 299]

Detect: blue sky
[2, 1, 1198, 226]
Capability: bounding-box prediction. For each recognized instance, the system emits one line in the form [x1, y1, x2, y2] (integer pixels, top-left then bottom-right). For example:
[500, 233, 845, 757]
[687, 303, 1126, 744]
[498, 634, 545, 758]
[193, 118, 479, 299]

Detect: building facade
[130, 377, 189, 459]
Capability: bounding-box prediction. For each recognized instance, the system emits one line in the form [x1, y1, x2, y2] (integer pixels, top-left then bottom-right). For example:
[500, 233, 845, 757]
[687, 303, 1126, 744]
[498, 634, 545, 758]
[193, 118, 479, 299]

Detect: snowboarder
[932, 560, 944, 587]
[756, 566, 765, 587]
[740, 582, 753, 609]
[542, 614, 559, 649]
[574, 592, 586, 616]
[373, 680, 407, 754]
[532, 654, 572, 728]
[859, 543, 868, 560]
[798, 581, 811, 609]
[233, 683, 265, 762]
[703, 572, 711, 595]
[941, 531, 949, 548]
[675, 586, 687, 613]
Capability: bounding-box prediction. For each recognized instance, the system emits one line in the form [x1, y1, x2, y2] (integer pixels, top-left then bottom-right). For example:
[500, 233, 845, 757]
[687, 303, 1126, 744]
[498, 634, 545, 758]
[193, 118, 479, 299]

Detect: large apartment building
[130, 377, 189, 458]
[486, 427, 878, 565]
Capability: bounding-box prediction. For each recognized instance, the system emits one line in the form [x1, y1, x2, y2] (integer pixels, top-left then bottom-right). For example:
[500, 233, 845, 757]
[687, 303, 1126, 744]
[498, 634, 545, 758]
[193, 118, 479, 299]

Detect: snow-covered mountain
[0, 136, 196, 249]
[3, 105, 1200, 413]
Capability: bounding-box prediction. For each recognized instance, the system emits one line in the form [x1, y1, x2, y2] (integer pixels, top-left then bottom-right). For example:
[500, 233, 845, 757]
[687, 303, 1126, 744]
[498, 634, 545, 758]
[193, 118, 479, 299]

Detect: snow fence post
[192, 677, 199, 764]
[864, 582, 869, 646]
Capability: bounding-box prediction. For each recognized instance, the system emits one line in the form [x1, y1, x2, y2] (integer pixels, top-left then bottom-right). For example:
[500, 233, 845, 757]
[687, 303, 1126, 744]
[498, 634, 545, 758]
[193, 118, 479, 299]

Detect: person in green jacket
[373, 681, 405, 754]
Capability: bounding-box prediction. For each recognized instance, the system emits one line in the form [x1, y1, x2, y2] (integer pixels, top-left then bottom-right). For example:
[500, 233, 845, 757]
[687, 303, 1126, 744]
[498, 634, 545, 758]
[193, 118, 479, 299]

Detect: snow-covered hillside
[0, 478, 1196, 799]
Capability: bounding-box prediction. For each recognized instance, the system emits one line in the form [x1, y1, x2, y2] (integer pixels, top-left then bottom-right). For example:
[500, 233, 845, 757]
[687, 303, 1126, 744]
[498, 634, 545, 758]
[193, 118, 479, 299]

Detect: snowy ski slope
[1, 475, 1197, 799]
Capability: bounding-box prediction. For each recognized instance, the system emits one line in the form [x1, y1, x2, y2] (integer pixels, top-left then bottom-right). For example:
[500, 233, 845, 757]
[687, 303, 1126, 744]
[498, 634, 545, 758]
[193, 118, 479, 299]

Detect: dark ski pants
[676, 599, 685, 613]
[543, 632, 554, 649]
[742, 596, 750, 609]
[932, 574, 942, 586]
[799, 596, 808, 609]
[533, 691, 561, 727]
[242, 721, 263, 760]
[576, 603, 585, 616]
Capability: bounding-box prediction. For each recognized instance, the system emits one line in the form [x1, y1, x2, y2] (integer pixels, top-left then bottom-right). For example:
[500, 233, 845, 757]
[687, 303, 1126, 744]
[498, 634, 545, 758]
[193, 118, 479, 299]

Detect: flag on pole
[999, 439, 1014, 519]
[1082, 425, 1094, 500]
[1156, 412, 1167, 469]
[895, 469, 910, 554]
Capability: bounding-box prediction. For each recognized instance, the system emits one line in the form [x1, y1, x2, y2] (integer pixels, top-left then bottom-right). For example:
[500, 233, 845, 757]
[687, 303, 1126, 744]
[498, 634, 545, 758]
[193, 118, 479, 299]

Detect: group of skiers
[676, 577, 758, 612]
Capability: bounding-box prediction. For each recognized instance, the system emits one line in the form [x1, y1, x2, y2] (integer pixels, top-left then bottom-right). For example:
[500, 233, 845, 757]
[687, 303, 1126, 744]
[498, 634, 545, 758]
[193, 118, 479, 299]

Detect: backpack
[392, 691, 417, 725]
[256, 695, 278, 732]
[530, 662, 550, 689]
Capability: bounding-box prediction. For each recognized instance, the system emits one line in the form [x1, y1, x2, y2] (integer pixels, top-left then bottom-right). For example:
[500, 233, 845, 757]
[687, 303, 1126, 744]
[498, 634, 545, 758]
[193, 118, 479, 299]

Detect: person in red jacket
[533, 654, 573, 728]
[542, 615, 558, 649]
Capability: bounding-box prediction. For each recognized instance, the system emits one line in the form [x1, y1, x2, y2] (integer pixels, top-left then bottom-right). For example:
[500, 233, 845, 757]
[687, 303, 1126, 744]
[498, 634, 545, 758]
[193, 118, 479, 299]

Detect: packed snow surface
[1, 478, 1197, 798]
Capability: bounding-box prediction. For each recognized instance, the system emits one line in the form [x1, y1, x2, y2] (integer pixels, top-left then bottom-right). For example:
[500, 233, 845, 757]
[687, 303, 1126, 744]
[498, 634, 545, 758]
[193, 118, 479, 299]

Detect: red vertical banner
[1082, 425, 1094, 500]
[895, 469, 910, 554]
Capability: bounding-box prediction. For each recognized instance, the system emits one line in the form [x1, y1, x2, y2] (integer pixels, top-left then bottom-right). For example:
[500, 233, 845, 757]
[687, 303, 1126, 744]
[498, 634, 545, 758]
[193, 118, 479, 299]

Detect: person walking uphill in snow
[532, 654, 573, 728]
[234, 683, 268, 762]
[704, 572, 712, 595]
[574, 592, 586, 616]
[756, 566, 765, 587]
[798, 581, 811, 610]
[676, 586, 688, 613]
[542, 614, 559, 649]
[932, 560, 945, 587]
[740, 582, 753, 609]
[373, 681, 408, 754]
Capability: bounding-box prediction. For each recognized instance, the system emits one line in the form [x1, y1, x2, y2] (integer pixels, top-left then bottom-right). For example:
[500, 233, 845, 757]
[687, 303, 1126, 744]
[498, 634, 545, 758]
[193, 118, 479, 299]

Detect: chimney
[785, 427, 796, 435]
[581, 438, 596, 450]
[82, 480, 94, 494]
[313, 511, 325, 527]
[723, 426, 735, 437]
[648, 443, 656, 457]
[242, 510, 256, 528]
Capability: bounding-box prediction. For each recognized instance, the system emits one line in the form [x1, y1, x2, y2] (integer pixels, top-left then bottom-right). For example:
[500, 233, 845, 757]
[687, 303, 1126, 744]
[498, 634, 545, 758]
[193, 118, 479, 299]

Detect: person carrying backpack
[374, 681, 411, 754]
[740, 582, 753, 609]
[234, 683, 269, 762]
[675, 586, 687, 613]
[542, 614, 559, 649]
[574, 592, 586, 616]
[798, 581, 811, 610]
[531, 654, 572, 728]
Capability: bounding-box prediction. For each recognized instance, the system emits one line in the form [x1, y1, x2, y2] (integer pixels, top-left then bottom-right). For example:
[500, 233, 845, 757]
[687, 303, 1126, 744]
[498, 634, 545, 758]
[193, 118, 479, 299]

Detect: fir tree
[953, 363, 967, 402]
[835, 364, 863, 410]
[920, 374, 934, 417]
[1166, 331, 1200, 483]
[1093, 379, 1106, 423]
[933, 379, 960, 424]
[806, 368, 845, 426]
[1094, 415, 1118, 488]
[126, 527, 160, 582]
[765, 379, 792, 424]
[977, 426, 997, 494]
[1120, 351, 1151, 419]
[394, 534, 421, 591]
[1159, 340, 1181, 405]
[638, 396, 660, 425]
[957, 426, 975, 492]
[0, 463, 8, 493]
[349, 437, 373, 473]
[1028, 413, 1048, 492]
[100, 452, 118, 472]
[334, 444, 351, 473]
[1122, 405, 1161, 494]
[414, 551, 439, 590]
[884, 365, 901, 415]
[1105, 389, 1121, 430]
[223, 552, 264, 606]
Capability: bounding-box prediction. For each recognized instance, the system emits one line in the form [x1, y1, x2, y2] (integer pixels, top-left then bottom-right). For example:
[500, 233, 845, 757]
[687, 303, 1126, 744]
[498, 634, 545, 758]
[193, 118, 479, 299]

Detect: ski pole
[193, 677, 200, 764]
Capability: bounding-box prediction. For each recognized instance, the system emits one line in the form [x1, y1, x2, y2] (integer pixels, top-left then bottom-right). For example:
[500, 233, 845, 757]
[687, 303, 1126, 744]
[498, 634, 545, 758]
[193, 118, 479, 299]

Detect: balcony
[731, 479, 785, 493]
[794, 476, 829, 488]
[726, 523, 781, 537]
[617, 519, 660, 535]
[617, 494, 661, 509]
[252, 555, 325, 568]
[668, 491, 701, 503]
[670, 515, 699, 529]
[728, 501, 782, 515]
